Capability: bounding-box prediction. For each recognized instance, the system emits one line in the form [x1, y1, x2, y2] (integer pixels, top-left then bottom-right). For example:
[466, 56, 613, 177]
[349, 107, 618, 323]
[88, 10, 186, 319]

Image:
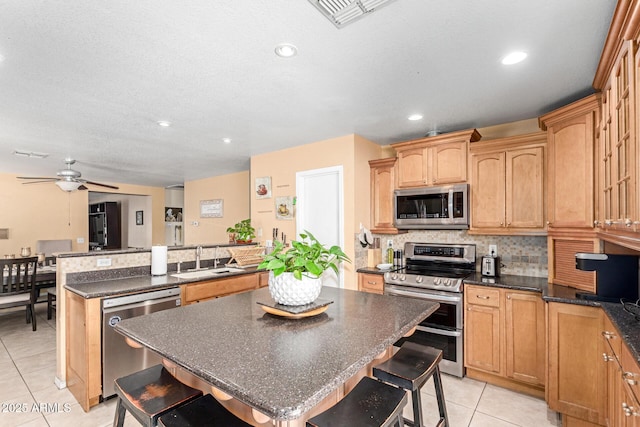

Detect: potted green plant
[258, 230, 351, 305]
[226, 219, 256, 243]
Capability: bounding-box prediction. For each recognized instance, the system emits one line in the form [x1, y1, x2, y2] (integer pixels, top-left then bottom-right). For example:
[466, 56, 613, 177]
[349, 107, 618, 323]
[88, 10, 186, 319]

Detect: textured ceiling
[0, 0, 616, 188]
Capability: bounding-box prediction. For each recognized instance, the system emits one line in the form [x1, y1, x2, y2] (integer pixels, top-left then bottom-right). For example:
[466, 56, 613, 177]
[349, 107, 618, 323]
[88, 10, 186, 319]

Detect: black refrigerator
[89, 202, 121, 250]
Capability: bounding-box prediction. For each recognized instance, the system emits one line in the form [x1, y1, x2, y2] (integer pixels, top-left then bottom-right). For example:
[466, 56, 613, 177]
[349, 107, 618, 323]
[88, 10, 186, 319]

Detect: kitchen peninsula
[114, 286, 438, 426]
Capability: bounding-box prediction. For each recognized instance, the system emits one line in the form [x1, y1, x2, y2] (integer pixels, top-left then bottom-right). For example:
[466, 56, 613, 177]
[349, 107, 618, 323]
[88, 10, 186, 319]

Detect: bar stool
[306, 376, 407, 427]
[157, 393, 252, 427]
[113, 364, 203, 427]
[373, 342, 449, 427]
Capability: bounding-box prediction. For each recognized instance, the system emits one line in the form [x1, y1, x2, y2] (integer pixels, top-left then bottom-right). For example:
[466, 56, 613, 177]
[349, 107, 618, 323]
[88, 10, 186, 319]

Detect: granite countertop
[65, 266, 261, 299]
[356, 267, 400, 275]
[114, 286, 438, 421]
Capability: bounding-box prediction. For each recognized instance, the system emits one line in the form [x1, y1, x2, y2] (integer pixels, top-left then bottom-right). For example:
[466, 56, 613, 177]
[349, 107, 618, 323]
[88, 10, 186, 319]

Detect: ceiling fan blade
[17, 176, 57, 180]
[21, 180, 58, 184]
[83, 180, 119, 190]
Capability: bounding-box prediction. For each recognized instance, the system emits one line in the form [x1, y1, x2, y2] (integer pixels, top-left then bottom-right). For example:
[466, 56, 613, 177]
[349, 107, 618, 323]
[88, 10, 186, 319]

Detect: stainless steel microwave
[394, 184, 469, 229]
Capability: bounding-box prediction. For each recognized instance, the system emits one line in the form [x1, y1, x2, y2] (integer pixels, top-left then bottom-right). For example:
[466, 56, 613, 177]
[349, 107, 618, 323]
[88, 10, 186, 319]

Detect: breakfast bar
[114, 286, 438, 425]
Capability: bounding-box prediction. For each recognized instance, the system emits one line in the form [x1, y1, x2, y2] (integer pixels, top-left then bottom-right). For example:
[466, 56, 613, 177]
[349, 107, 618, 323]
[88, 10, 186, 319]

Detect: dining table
[114, 286, 439, 426]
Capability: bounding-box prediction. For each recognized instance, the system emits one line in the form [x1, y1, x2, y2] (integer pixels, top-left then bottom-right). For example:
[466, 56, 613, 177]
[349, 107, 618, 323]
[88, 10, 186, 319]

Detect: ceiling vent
[308, 0, 399, 28]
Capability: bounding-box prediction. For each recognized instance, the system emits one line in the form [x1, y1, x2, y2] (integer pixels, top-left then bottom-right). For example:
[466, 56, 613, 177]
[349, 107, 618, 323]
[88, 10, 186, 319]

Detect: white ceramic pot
[268, 271, 322, 306]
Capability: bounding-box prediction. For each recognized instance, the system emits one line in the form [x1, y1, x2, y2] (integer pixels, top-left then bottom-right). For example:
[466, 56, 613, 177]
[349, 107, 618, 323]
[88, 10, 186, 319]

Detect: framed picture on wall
[200, 199, 223, 217]
[275, 196, 294, 220]
[255, 176, 272, 199]
[135, 211, 144, 225]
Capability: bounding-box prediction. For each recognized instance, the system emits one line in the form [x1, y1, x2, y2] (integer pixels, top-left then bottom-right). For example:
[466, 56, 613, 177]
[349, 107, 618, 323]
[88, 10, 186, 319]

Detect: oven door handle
[385, 287, 462, 303]
[418, 325, 462, 338]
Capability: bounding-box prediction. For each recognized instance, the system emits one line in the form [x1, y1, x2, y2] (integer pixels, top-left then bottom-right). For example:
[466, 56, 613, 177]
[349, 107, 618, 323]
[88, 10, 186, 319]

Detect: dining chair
[0, 256, 38, 331]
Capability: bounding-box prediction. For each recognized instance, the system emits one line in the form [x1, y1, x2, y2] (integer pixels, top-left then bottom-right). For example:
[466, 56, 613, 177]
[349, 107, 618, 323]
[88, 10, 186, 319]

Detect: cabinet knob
[626, 218, 633, 227]
[506, 295, 511, 300]
[602, 331, 615, 339]
[603, 352, 614, 362]
[546, 221, 551, 226]
[507, 222, 511, 226]
[594, 220, 601, 226]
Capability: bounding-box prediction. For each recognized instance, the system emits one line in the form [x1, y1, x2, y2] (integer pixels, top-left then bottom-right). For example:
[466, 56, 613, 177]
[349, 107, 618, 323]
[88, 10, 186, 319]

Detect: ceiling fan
[17, 158, 119, 192]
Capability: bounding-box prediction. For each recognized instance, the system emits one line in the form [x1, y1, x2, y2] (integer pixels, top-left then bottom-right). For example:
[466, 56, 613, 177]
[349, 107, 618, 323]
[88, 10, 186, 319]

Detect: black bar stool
[157, 393, 252, 426]
[306, 376, 407, 427]
[373, 343, 449, 427]
[113, 364, 203, 427]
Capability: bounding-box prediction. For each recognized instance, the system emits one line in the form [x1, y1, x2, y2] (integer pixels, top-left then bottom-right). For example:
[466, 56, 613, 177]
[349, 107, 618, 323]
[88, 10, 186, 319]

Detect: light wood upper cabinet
[547, 302, 606, 425]
[392, 129, 481, 188]
[469, 133, 546, 235]
[540, 94, 599, 230]
[369, 158, 401, 234]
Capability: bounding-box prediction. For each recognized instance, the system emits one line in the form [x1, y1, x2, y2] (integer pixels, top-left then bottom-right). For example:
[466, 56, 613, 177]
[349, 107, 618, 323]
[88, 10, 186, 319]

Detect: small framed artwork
[275, 196, 294, 220]
[200, 199, 224, 218]
[255, 176, 272, 199]
[135, 211, 144, 225]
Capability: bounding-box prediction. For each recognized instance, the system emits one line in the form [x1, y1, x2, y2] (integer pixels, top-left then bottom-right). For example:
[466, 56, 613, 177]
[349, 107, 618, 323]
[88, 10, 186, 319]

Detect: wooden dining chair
[0, 257, 38, 331]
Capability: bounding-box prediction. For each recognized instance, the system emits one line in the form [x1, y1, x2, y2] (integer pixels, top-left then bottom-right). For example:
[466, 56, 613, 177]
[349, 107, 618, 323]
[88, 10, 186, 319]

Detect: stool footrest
[158, 394, 252, 427]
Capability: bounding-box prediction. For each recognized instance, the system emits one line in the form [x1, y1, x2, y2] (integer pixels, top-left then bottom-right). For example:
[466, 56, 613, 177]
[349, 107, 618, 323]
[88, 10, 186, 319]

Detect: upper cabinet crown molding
[538, 94, 601, 130]
[390, 128, 482, 150]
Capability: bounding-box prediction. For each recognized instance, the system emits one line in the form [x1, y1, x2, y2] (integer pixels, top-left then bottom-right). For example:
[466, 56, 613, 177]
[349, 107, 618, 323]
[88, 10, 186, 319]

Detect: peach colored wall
[250, 134, 382, 289]
[183, 171, 250, 245]
[0, 173, 165, 255]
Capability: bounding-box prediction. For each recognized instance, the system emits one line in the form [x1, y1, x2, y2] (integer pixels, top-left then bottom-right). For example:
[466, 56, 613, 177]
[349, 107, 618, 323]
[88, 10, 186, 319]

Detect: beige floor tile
[30, 381, 78, 407]
[422, 373, 486, 409]
[476, 384, 561, 427]
[45, 400, 119, 427]
[12, 349, 56, 375]
[0, 371, 31, 402]
[14, 416, 50, 427]
[470, 411, 519, 426]
[21, 365, 59, 393]
[2, 329, 56, 360]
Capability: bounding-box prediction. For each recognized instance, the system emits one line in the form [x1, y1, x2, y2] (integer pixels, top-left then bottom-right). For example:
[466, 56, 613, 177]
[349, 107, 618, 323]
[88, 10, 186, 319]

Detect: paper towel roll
[151, 245, 168, 276]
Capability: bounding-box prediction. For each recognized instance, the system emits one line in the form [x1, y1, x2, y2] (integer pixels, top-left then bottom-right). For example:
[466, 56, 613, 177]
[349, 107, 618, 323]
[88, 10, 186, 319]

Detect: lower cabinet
[464, 285, 545, 396]
[603, 315, 640, 427]
[547, 302, 606, 425]
[357, 272, 384, 294]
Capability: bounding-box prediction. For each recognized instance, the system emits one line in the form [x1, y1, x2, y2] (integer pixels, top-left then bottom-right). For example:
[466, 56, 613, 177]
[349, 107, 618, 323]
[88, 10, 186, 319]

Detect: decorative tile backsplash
[355, 230, 548, 278]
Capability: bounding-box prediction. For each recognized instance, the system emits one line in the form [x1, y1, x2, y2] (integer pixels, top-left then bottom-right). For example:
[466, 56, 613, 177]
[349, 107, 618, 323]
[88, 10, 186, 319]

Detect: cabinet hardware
[594, 220, 601, 226]
[626, 218, 633, 227]
[602, 331, 616, 339]
[506, 295, 511, 299]
[624, 372, 638, 385]
[476, 295, 490, 299]
[366, 281, 377, 285]
[622, 402, 639, 416]
[603, 352, 614, 362]
[546, 221, 551, 225]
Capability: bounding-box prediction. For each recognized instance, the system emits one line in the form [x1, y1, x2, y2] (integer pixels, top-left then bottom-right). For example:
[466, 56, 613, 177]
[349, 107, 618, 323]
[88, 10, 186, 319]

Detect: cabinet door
[504, 291, 545, 386]
[548, 237, 597, 292]
[547, 302, 606, 425]
[505, 147, 545, 229]
[544, 99, 597, 229]
[621, 343, 640, 425]
[184, 275, 258, 304]
[358, 273, 384, 294]
[465, 286, 502, 374]
[369, 158, 399, 234]
[471, 152, 506, 228]
[430, 140, 467, 185]
[603, 317, 622, 427]
[396, 147, 427, 188]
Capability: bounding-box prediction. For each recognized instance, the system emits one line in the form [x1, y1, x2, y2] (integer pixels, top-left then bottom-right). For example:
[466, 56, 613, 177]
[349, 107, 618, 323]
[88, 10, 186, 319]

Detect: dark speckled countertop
[65, 266, 261, 299]
[114, 286, 438, 421]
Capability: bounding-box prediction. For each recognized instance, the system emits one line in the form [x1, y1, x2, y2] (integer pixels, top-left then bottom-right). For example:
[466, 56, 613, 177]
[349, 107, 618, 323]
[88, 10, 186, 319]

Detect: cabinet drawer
[185, 275, 257, 303]
[466, 286, 501, 307]
[358, 273, 384, 294]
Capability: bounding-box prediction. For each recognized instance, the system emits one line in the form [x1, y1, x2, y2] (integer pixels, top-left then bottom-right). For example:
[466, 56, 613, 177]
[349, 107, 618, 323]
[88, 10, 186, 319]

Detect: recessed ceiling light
[157, 120, 172, 127]
[275, 43, 298, 58]
[501, 51, 527, 65]
[408, 114, 423, 121]
[222, 138, 232, 144]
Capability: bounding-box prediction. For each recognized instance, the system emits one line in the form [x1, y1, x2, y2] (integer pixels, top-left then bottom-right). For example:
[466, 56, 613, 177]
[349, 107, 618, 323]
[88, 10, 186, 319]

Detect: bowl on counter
[376, 263, 393, 270]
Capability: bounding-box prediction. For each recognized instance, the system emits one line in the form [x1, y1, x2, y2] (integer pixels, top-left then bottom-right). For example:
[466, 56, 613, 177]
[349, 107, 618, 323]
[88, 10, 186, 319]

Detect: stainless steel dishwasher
[102, 287, 181, 398]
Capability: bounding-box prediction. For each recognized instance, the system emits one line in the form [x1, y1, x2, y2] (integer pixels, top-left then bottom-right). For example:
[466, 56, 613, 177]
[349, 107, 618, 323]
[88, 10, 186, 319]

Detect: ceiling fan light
[55, 180, 81, 192]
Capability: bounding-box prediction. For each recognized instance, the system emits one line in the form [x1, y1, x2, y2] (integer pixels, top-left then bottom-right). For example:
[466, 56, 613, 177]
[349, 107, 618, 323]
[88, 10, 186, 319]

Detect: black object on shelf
[89, 202, 121, 250]
[575, 253, 639, 301]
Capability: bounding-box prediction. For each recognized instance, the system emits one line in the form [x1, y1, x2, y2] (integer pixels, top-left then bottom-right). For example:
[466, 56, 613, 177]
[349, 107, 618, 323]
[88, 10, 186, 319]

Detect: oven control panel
[383, 272, 463, 292]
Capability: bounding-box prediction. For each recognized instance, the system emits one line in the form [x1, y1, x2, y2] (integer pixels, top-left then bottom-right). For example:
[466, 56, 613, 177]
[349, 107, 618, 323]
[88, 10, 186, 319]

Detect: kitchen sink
[171, 267, 245, 280]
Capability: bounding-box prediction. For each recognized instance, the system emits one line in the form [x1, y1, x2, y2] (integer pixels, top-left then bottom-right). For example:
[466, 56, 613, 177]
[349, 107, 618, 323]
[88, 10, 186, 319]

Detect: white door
[296, 166, 344, 288]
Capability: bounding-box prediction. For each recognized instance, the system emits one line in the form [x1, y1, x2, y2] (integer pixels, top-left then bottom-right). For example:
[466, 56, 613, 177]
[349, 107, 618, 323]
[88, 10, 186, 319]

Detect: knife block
[367, 249, 381, 267]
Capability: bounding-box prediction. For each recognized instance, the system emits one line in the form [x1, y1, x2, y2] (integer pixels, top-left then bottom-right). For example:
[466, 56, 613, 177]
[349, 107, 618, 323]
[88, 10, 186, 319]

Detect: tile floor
[0, 303, 561, 427]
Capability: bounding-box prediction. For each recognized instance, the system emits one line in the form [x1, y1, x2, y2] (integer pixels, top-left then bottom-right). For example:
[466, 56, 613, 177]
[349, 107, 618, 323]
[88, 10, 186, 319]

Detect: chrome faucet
[195, 246, 203, 270]
[213, 246, 219, 269]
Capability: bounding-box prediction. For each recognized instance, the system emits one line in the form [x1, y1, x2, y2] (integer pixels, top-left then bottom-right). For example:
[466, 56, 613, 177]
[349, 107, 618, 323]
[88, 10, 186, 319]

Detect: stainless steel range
[384, 242, 476, 377]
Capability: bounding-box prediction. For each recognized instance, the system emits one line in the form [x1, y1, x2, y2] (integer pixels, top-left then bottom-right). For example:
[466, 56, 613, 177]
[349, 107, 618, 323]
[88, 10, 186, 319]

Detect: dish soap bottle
[386, 240, 394, 264]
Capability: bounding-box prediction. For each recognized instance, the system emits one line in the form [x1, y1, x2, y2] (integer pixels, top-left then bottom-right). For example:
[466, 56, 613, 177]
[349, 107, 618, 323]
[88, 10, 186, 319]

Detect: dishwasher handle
[102, 287, 181, 309]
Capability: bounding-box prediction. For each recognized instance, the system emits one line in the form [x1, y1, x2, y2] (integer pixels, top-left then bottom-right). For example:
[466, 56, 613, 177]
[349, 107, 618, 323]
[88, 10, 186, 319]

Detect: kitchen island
[115, 286, 438, 426]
